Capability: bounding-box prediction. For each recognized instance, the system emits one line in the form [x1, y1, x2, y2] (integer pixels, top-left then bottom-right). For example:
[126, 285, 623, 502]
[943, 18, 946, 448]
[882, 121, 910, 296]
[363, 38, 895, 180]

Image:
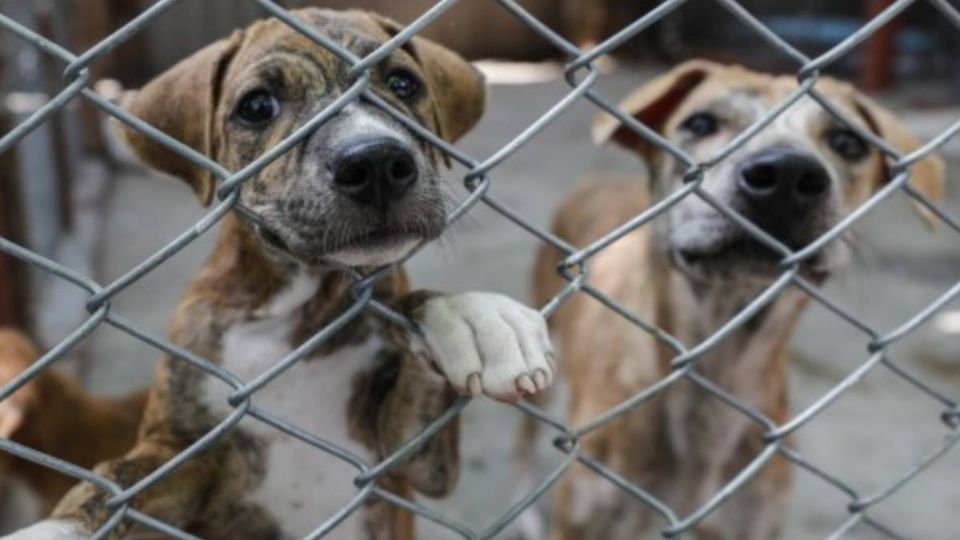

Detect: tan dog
[8, 9, 554, 539]
[532, 60, 944, 539]
[0, 329, 146, 516]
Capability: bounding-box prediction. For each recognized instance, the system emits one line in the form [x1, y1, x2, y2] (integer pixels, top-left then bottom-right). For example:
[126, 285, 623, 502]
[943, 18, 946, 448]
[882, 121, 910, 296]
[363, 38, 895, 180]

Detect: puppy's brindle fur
[532, 60, 944, 539]
[11, 9, 555, 540]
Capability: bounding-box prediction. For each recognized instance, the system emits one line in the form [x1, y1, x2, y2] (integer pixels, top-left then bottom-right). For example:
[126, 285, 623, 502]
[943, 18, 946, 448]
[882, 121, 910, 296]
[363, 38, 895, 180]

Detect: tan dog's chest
[201, 274, 381, 539]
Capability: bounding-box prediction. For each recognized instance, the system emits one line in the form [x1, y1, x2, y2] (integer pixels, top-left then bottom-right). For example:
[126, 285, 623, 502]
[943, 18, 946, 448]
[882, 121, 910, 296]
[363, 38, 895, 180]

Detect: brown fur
[0, 330, 147, 515]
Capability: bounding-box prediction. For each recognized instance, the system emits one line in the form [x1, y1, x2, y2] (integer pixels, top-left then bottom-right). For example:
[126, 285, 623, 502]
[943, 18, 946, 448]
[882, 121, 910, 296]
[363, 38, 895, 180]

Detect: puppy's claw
[532, 369, 548, 391]
[517, 374, 537, 395]
[467, 373, 483, 396]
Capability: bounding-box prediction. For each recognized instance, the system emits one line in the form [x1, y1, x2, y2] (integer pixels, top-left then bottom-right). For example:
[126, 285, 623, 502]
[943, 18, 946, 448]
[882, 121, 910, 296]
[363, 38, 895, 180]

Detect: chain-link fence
[1, 0, 959, 538]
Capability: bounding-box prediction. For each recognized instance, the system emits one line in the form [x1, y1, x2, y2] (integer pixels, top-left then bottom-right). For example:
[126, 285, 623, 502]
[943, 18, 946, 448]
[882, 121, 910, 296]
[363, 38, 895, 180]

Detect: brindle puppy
[8, 9, 554, 540]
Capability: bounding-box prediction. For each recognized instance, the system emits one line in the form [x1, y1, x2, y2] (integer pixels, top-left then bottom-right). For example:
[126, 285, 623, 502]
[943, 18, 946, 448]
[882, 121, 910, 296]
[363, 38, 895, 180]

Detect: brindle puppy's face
[219, 14, 445, 266]
[119, 9, 485, 268]
[596, 61, 943, 286]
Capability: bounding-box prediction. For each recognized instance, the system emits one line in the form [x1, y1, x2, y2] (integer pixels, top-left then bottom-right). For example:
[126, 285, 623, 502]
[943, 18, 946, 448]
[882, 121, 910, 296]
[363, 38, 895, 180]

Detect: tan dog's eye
[826, 128, 869, 161]
[235, 89, 280, 126]
[679, 112, 719, 137]
[385, 69, 422, 101]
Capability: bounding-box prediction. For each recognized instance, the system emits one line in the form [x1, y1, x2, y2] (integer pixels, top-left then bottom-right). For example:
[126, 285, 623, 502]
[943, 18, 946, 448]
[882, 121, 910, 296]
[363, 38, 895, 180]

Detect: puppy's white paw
[3, 520, 87, 539]
[418, 293, 554, 402]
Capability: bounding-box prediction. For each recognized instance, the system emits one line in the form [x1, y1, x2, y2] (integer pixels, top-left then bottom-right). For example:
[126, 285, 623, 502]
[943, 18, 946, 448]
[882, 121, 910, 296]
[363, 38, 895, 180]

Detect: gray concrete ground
[7, 67, 960, 537]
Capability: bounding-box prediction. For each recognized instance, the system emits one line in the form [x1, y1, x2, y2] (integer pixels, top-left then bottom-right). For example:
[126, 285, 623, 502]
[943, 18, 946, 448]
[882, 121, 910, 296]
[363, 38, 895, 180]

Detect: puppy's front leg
[5, 433, 218, 539]
[399, 292, 555, 403]
[377, 350, 460, 497]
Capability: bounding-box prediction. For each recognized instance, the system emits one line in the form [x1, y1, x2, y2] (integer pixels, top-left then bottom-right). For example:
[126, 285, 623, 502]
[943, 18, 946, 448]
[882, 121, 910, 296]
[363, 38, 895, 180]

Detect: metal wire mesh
[0, 0, 958, 538]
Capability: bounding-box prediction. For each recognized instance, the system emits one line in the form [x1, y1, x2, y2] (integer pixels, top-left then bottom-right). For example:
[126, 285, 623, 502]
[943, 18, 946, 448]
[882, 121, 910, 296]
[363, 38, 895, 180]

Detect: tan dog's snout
[738, 148, 830, 209]
[734, 147, 832, 246]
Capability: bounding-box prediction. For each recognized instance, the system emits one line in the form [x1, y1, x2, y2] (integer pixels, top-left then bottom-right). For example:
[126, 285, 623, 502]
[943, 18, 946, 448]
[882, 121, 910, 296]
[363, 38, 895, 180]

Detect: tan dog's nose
[333, 139, 418, 211]
[738, 149, 830, 212]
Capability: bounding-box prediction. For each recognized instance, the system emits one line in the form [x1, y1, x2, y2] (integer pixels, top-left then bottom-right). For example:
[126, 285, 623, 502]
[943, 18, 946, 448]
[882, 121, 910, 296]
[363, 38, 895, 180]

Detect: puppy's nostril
[390, 160, 412, 180]
[339, 162, 373, 187]
[742, 164, 778, 192]
[387, 157, 416, 187]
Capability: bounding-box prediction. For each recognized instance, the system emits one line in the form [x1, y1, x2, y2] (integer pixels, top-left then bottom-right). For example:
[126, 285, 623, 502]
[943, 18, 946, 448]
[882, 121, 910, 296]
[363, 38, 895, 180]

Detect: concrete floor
[6, 67, 960, 538]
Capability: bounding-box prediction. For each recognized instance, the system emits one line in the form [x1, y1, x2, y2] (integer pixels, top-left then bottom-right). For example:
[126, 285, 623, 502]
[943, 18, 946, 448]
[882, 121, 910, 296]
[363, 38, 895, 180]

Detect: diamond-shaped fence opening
[0, 0, 958, 538]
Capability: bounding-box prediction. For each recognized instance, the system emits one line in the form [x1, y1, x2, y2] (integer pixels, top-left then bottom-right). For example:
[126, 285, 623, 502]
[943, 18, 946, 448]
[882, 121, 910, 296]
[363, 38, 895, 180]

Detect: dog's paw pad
[418, 293, 554, 402]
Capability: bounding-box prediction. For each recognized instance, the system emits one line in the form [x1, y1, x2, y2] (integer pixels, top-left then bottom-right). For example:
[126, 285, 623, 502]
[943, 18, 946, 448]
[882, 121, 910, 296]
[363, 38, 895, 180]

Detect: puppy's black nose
[332, 139, 418, 210]
[738, 149, 830, 211]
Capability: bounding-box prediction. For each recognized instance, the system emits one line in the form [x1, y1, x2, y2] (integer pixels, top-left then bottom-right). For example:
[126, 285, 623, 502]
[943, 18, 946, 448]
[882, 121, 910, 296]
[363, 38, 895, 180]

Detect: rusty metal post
[0, 109, 30, 329]
[862, 0, 898, 91]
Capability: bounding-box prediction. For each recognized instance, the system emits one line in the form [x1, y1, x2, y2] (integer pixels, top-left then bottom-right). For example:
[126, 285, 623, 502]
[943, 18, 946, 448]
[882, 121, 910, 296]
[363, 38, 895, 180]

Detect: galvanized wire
[0, 0, 958, 538]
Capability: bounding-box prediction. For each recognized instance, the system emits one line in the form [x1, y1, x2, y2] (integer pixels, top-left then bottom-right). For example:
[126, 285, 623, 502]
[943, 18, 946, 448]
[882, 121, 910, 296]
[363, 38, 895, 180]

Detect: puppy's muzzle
[736, 148, 830, 246]
[332, 138, 418, 211]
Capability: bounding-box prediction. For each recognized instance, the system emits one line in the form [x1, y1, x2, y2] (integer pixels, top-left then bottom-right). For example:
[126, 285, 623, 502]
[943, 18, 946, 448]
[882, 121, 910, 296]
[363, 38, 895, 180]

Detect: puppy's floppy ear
[593, 59, 718, 159]
[853, 92, 945, 226]
[116, 30, 245, 206]
[367, 13, 486, 143]
[408, 35, 486, 143]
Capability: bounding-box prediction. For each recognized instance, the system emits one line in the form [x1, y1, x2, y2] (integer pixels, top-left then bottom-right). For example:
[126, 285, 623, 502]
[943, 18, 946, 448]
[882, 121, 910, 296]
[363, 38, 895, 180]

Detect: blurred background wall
[24, 0, 960, 89]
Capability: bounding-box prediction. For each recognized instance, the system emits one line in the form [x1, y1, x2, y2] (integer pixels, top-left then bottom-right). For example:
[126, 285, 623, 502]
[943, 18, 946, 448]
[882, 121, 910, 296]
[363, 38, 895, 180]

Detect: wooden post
[36, 7, 75, 230]
[0, 110, 30, 329]
[62, 0, 112, 157]
[862, 0, 899, 92]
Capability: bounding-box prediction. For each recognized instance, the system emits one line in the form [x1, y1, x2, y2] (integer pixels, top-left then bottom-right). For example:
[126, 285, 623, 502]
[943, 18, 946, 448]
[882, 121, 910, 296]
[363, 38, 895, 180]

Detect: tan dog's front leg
[6, 440, 218, 539]
[711, 455, 790, 540]
[399, 292, 556, 403]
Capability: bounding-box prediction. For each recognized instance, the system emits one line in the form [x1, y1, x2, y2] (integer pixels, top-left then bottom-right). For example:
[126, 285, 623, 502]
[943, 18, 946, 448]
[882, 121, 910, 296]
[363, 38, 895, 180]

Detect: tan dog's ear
[367, 14, 486, 144]
[853, 93, 945, 226]
[593, 59, 719, 159]
[117, 31, 245, 206]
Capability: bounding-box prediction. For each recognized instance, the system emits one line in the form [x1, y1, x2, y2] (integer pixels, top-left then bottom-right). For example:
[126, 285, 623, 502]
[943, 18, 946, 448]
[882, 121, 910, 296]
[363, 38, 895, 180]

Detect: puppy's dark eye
[236, 90, 279, 126]
[385, 69, 422, 100]
[827, 128, 869, 161]
[680, 112, 719, 137]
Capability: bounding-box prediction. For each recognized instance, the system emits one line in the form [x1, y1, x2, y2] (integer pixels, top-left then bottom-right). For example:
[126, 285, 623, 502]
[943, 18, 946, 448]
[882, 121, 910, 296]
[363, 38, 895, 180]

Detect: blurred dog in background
[0, 329, 146, 527]
[527, 59, 944, 539]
